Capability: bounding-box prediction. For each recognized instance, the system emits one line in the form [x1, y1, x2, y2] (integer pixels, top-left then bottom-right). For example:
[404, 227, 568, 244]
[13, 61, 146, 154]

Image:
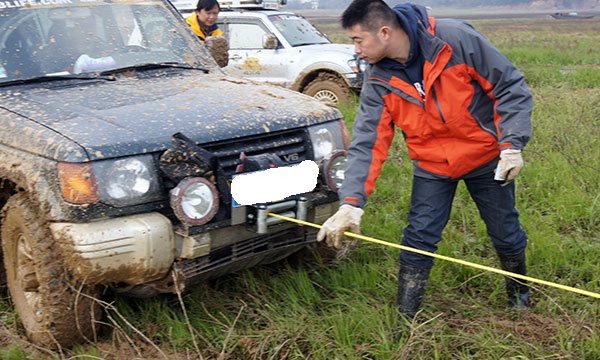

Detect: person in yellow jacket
[185, 0, 223, 44]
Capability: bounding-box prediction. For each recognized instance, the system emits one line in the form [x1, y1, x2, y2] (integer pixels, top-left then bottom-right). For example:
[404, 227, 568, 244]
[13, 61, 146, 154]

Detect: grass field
[1, 14, 599, 360]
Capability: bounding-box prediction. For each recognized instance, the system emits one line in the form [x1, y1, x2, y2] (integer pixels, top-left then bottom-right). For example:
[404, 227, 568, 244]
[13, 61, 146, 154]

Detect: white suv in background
[173, 0, 365, 105]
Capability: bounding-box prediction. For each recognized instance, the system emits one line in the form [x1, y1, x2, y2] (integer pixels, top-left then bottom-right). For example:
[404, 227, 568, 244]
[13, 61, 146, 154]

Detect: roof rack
[218, 0, 286, 10]
[171, 0, 196, 13]
[170, 0, 287, 15]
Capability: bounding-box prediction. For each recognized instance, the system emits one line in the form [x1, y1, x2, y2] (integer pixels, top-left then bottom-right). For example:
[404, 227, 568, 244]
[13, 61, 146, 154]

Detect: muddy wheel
[303, 73, 353, 106]
[1, 193, 102, 349]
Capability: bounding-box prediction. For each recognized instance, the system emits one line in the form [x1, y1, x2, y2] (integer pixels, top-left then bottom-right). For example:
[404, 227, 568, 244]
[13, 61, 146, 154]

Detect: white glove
[498, 149, 523, 186]
[316, 204, 364, 249]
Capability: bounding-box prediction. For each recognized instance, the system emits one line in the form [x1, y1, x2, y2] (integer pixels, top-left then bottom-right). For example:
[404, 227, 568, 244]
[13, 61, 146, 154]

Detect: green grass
[2, 16, 599, 360]
[472, 18, 600, 90]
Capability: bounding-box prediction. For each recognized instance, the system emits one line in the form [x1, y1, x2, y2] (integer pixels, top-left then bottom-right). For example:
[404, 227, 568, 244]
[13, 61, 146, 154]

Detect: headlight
[92, 155, 162, 207]
[308, 119, 349, 162]
[321, 151, 346, 192]
[348, 55, 368, 73]
[358, 58, 368, 72]
[170, 177, 219, 225]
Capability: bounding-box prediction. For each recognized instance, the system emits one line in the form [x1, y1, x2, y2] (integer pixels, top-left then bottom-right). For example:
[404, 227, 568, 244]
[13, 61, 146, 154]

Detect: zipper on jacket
[414, 82, 426, 100]
[369, 77, 425, 109]
[431, 84, 446, 124]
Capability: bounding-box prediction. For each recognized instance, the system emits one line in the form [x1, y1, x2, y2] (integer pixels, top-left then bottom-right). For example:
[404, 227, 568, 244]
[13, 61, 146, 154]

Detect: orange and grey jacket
[339, 11, 532, 208]
[185, 13, 223, 43]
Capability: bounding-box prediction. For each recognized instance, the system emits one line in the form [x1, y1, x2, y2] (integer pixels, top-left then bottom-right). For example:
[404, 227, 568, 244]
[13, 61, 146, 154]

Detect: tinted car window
[0, 0, 214, 81]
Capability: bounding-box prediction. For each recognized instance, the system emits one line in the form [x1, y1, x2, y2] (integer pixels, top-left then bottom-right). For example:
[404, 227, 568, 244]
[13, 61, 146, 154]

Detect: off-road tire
[1, 193, 102, 349]
[303, 73, 353, 106]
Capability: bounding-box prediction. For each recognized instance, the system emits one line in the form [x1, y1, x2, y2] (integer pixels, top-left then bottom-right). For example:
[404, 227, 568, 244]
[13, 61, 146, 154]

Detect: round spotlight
[322, 151, 346, 192]
[170, 177, 219, 226]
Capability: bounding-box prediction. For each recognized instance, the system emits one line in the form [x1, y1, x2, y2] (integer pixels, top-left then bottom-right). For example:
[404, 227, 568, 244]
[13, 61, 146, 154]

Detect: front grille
[156, 128, 312, 229]
[202, 128, 310, 177]
[175, 227, 318, 284]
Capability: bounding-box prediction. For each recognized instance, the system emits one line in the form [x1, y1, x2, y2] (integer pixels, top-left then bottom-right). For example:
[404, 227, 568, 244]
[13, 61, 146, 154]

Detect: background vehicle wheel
[1, 194, 102, 349]
[303, 73, 353, 106]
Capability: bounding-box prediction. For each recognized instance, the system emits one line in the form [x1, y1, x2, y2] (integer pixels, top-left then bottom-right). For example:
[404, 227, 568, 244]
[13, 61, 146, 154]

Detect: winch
[247, 196, 308, 234]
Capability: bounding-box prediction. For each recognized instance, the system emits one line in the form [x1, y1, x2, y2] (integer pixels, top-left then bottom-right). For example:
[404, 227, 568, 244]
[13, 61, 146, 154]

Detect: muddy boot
[397, 262, 431, 321]
[498, 251, 530, 309]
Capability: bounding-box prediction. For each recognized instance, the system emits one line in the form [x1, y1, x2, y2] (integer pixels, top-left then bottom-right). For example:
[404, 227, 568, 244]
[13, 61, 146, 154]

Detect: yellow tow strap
[268, 212, 600, 299]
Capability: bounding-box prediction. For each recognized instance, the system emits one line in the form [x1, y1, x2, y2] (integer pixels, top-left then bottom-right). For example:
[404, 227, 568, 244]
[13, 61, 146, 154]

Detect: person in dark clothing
[317, 0, 533, 321]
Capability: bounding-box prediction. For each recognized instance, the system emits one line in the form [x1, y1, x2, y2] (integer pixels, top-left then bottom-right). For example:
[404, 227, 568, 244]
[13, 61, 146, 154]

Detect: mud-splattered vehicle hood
[0, 70, 339, 162]
[0, 0, 352, 349]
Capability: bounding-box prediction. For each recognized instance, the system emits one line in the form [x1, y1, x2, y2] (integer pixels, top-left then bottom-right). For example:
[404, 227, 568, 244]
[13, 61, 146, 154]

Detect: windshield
[0, 0, 214, 82]
[268, 14, 329, 47]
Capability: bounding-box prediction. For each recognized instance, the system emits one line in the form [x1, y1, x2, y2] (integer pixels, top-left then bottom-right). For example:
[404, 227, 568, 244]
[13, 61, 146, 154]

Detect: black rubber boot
[397, 262, 432, 321]
[498, 251, 530, 309]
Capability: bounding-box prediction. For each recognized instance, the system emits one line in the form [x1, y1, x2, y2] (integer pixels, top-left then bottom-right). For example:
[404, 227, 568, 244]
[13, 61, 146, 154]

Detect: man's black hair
[341, 0, 399, 33]
[195, 0, 220, 12]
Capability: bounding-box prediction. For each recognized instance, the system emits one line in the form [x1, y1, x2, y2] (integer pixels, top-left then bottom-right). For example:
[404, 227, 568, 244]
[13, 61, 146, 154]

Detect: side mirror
[205, 35, 229, 68]
[280, 0, 287, 5]
[262, 34, 278, 50]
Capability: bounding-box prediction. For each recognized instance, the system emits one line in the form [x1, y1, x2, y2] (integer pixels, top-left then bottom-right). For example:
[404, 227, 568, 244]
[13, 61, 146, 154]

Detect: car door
[219, 18, 290, 87]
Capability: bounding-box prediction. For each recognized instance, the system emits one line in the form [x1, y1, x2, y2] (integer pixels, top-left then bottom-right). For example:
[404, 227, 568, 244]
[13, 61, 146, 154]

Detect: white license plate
[230, 160, 318, 207]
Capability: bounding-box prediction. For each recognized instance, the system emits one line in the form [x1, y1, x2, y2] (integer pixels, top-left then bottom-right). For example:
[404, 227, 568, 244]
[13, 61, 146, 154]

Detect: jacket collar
[391, 3, 430, 67]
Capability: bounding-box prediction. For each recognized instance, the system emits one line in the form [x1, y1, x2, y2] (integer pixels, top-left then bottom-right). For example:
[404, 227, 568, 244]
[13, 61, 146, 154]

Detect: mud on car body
[173, 0, 367, 106]
[0, 0, 348, 348]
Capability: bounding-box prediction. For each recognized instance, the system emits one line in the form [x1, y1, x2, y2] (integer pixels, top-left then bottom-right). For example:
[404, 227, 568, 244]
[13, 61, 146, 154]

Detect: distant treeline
[287, 0, 593, 10]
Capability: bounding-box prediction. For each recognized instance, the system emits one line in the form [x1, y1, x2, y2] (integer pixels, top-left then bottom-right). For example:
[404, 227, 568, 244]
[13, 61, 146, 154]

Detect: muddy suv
[173, 0, 366, 105]
[0, 0, 348, 348]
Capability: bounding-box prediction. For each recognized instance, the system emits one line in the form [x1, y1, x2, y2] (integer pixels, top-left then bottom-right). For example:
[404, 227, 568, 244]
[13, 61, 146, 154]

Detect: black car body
[0, 0, 347, 348]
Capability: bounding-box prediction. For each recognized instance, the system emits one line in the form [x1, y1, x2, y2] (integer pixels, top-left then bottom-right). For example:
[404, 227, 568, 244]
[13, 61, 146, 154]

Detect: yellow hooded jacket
[185, 13, 223, 44]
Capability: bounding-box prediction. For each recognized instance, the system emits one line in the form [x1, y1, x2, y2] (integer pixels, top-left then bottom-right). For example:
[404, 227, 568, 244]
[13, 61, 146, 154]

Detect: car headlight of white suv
[348, 56, 368, 73]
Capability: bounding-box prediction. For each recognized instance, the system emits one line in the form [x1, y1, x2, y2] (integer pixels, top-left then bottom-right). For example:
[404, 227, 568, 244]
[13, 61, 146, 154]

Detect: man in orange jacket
[317, 0, 533, 320]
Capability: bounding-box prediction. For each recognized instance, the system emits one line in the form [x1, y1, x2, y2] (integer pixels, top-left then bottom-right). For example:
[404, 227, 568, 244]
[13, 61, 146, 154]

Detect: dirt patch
[205, 36, 229, 68]
[0, 325, 54, 359]
[444, 311, 562, 342]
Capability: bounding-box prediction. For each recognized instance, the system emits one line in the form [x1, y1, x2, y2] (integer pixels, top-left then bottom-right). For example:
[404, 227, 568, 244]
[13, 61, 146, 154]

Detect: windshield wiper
[0, 73, 116, 87]
[0, 63, 210, 86]
[292, 42, 318, 47]
[99, 62, 210, 75]
[292, 42, 328, 47]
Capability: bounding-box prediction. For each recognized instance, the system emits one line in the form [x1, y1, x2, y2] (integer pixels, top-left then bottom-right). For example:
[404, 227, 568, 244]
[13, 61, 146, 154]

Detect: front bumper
[50, 196, 338, 293]
[344, 72, 364, 90]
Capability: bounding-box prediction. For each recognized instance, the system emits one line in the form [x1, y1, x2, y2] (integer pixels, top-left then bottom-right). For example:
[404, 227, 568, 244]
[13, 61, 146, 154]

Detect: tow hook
[247, 196, 308, 234]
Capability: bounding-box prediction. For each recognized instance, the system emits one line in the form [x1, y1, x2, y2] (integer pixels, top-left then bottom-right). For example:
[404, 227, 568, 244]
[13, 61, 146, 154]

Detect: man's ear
[377, 26, 392, 42]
